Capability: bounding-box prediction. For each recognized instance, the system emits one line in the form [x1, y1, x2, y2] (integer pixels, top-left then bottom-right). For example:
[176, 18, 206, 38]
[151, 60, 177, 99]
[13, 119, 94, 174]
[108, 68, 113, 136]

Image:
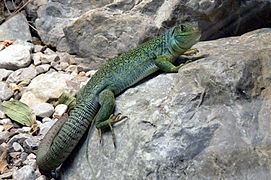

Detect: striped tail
[37, 99, 99, 172]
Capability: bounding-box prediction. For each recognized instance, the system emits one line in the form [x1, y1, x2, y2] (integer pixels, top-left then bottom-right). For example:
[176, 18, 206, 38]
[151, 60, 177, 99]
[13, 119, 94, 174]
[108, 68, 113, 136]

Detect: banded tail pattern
[37, 99, 99, 172]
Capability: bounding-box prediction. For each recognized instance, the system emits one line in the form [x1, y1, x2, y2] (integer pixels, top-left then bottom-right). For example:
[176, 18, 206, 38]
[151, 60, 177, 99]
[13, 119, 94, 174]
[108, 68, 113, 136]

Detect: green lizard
[36, 24, 201, 172]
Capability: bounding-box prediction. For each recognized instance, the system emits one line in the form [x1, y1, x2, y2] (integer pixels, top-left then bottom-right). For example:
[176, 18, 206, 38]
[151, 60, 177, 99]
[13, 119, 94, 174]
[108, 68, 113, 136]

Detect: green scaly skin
[36, 24, 201, 172]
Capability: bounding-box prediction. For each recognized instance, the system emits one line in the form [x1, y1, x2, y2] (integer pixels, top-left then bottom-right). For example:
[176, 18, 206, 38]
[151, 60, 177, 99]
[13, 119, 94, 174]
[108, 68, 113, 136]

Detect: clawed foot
[97, 113, 128, 148]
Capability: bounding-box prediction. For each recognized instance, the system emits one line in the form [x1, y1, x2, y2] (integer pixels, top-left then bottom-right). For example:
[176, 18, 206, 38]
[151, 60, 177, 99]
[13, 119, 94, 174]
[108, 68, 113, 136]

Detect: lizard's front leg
[154, 55, 184, 73]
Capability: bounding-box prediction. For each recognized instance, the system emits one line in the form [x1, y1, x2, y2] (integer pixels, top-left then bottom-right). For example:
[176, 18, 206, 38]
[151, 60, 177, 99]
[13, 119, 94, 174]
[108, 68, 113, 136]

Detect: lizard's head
[167, 24, 201, 54]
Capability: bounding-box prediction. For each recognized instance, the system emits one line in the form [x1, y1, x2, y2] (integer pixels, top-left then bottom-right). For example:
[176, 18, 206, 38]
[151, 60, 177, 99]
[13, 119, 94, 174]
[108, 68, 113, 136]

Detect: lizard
[36, 24, 201, 172]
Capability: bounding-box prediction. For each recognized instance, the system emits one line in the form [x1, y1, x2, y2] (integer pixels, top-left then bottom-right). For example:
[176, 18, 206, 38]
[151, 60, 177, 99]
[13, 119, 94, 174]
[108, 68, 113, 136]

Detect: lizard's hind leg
[94, 89, 127, 147]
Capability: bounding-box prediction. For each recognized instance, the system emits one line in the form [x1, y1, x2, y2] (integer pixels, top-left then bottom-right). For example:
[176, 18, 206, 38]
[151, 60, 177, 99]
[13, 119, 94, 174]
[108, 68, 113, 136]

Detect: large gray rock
[35, 0, 271, 63]
[0, 42, 32, 70]
[60, 28, 271, 179]
[0, 13, 32, 42]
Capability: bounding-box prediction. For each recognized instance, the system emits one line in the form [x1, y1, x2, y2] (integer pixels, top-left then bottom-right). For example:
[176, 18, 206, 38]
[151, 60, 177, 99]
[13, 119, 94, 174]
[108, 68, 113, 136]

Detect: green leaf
[56, 92, 76, 110]
[2, 100, 36, 126]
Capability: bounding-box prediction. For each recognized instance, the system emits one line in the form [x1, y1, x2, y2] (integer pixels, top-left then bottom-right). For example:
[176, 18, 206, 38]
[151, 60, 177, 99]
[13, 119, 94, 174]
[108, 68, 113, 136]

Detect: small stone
[12, 142, 23, 152]
[44, 48, 55, 55]
[21, 127, 32, 133]
[39, 119, 57, 137]
[41, 117, 51, 123]
[0, 125, 4, 132]
[24, 137, 39, 151]
[41, 54, 59, 64]
[86, 70, 97, 77]
[53, 104, 68, 119]
[20, 152, 28, 161]
[0, 69, 13, 81]
[0, 131, 11, 144]
[32, 52, 43, 66]
[9, 151, 21, 159]
[23, 153, 37, 167]
[0, 118, 12, 125]
[0, 171, 12, 179]
[54, 61, 69, 71]
[0, 42, 32, 70]
[32, 103, 54, 118]
[33, 45, 44, 53]
[36, 175, 47, 180]
[12, 165, 36, 180]
[0, 109, 6, 119]
[0, 82, 13, 101]
[66, 65, 78, 73]
[36, 64, 51, 74]
[6, 65, 37, 84]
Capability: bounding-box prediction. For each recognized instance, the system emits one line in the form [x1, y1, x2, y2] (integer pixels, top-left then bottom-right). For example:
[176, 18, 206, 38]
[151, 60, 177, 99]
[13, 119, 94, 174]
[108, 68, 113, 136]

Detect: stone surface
[0, 82, 13, 101]
[12, 165, 36, 180]
[0, 42, 32, 70]
[61, 28, 271, 180]
[32, 103, 54, 118]
[0, 69, 13, 81]
[20, 72, 74, 108]
[7, 65, 37, 84]
[36, 64, 51, 74]
[53, 104, 68, 119]
[0, 13, 32, 42]
[34, 0, 271, 69]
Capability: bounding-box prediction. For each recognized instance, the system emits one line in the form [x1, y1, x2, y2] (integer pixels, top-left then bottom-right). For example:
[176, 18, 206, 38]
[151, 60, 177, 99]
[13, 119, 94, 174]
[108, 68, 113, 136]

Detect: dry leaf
[0, 40, 13, 51]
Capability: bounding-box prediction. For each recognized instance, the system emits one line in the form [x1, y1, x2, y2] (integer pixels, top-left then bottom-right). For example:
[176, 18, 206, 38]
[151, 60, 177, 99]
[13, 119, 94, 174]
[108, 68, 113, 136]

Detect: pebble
[0, 109, 6, 119]
[12, 142, 23, 152]
[0, 125, 4, 132]
[24, 137, 39, 151]
[41, 117, 51, 123]
[36, 64, 51, 74]
[53, 104, 68, 119]
[41, 54, 59, 64]
[32, 52, 43, 66]
[0, 69, 13, 81]
[32, 103, 54, 118]
[33, 45, 44, 53]
[36, 175, 47, 180]
[0, 118, 12, 125]
[12, 165, 36, 180]
[6, 65, 37, 84]
[0, 81, 13, 101]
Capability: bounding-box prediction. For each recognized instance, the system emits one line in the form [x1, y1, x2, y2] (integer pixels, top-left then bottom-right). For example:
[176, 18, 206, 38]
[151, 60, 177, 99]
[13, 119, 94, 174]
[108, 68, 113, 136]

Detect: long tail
[36, 99, 99, 172]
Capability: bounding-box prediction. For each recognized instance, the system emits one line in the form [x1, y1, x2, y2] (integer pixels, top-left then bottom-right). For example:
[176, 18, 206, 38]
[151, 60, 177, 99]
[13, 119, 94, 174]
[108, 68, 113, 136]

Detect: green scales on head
[36, 24, 201, 172]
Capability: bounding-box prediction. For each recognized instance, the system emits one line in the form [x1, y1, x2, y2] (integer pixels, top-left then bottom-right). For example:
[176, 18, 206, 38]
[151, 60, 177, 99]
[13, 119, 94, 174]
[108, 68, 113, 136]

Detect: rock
[0, 69, 13, 81]
[36, 175, 47, 180]
[64, 9, 155, 67]
[36, 64, 51, 74]
[0, 42, 32, 70]
[41, 54, 59, 64]
[0, 109, 6, 119]
[0, 131, 12, 144]
[24, 137, 39, 152]
[12, 142, 23, 152]
[32, 103, 54, 118]
[54, 61, 69, 71]
[0, 172, 12, 179]
[12, 165, 36, 180]
[0, 125, 3, 132]
[39, 119, 57, 137]
[0, 13, 32, 42]
[61, 28, 271, 179]
[0, 82, 13, 101]
[53, 104, 68, 119]
[6, 65, 37, 84]
[32, 52, 43, 66]
[20, 72, 74, 108]
[0, 118, 12, 125]
[33, 45, 44, 53]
